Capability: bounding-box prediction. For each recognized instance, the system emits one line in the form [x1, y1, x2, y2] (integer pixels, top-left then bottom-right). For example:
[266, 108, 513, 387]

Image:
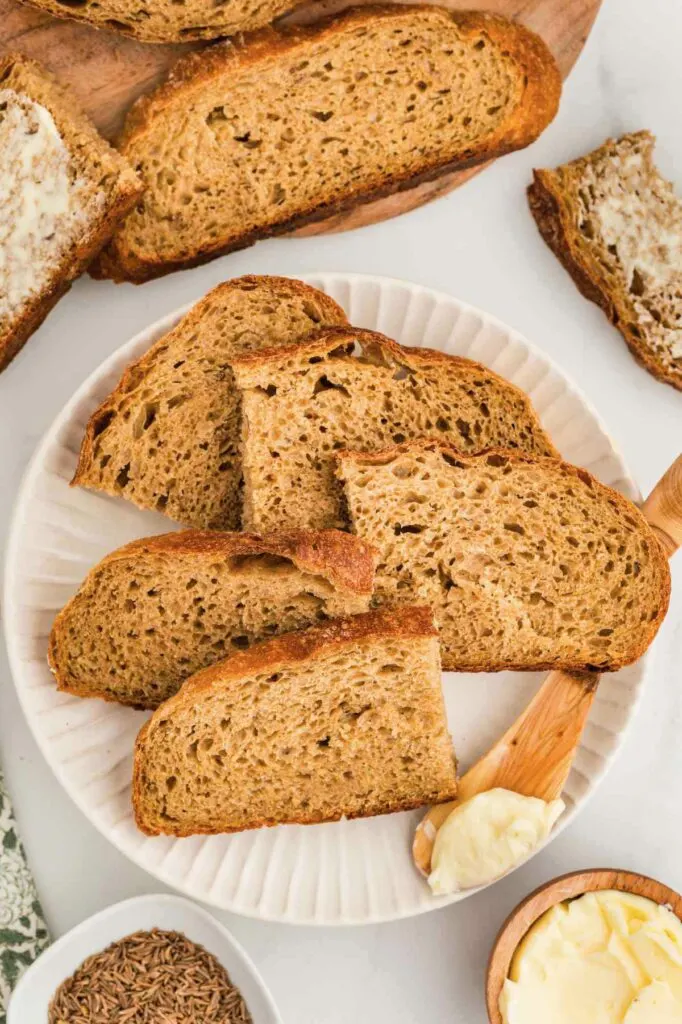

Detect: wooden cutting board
[0, 0, 602, 237]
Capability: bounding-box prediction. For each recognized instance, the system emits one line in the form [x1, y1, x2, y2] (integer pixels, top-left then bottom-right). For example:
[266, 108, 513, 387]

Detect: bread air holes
[234, 131, 262, 149]
[256, 383, 277, 397]
[92, 409, 115, 438]
[394, 523, 424, 535]
[313, 375, 350, 398]
[115, 463, 131, 489]
[441, 452, 465, 469]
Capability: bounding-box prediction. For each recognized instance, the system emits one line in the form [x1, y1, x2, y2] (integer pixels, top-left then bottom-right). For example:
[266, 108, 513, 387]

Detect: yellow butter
[427, 788, 564, 895]
[500, 890, 682, 1024]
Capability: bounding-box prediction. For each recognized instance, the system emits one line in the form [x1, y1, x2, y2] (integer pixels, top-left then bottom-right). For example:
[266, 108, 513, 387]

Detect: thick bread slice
[93, 6, 561, 282]
[19, 0, 303, 44]
[233, 326, 557, 532]
[49, 528, 375, 709]
[0, 55, 142, 372]
[337, 441, 671, 672]
[72, 276, 347, 529]
[133, 606, 457, 836]
[529, 132, 682, 391]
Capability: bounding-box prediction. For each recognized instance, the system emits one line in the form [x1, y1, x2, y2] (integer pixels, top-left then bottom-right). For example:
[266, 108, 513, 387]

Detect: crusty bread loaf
[72, 276, 347, 529]
[233, 326, 557, 532]
[49, 529, 375, 708]
[529, 132, 682, 391]
[133, 606, 457, 836]
[19, 0, 303, 44]
[0, 55, 141, 372]
[93, 5, 561, 282]
[337, 440, 671, 672]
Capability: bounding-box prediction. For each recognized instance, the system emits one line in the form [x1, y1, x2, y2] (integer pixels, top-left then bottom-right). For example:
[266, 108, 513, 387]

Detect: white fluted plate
[4, 273, 648, 924]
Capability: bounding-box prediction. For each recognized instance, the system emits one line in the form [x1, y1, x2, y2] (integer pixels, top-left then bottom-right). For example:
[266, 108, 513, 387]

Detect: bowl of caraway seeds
[7, 894, 282, 1024]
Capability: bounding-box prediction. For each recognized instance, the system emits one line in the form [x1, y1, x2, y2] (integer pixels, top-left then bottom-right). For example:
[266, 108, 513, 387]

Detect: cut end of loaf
[132, 606, 456, 836]
[529, 131, 682, 391]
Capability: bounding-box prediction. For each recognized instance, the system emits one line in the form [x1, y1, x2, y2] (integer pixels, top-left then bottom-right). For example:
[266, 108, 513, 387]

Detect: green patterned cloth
[0, 769, 49, 1023]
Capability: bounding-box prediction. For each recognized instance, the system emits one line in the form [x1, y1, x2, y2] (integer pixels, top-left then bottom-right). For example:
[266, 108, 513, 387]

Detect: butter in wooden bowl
[500, 889, 682, 1023]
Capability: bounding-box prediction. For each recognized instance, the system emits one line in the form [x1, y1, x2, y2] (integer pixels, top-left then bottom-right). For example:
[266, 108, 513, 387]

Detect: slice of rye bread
[92, 6, 561, 283]
[49, 528, 375, 709]
[336, 440, 671, 672]
[72, 276, 347, 529]
[0, 55, 141, 373]
[232, 326, 558, 532]
[529, 132, 682, 391]
[132, 605, 457, 836]
[19, 0, 305, 44]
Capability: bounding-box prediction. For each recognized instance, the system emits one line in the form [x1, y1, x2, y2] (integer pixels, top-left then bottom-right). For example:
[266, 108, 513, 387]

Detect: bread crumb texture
[234, 327, 556, 532]
[337, 442, 671, 672]
[96, 6, 560, 281]
[22, 0, 300, 44]
[72, 276, 347, 529]
[49, 529, 374, 708]
[529, 132, 682, 390]
[134, 607, 457, 835]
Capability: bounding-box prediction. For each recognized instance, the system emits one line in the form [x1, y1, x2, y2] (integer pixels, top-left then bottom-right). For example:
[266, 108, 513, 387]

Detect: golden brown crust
[71, 275, 348, 489]
[0, 54, 143, 372]
[16, 0, 300, 44]
[335, 438, 672, 672]
[93, 5, 561, 282]
[231, 324, 560, 459]
[76, 528, 375, 593]
[133, 771, 455, 837]
[48, 527, 376, 699]
[528, 155, 682, 393]
[133, 605, 446, 836]
[176, 604, 437, 699]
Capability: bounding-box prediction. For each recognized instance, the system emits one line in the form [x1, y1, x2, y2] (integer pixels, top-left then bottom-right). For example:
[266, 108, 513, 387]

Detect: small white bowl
[8, 893, 282, 1023]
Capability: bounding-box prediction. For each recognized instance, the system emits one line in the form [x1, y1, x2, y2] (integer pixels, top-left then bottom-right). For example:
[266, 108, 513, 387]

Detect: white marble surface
[1, 0, 681, 1019]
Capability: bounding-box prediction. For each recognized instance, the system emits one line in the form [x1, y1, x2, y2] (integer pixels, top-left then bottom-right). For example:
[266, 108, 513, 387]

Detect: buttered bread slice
[337, 441, 671, 672]
[0, 55, 141, 372]
[72, 276, 347, 529]
[49, 529, 375, 708]
[233, 326, 557, 532]
[93, 6, 561, 282]
[133, 606, 457, 836]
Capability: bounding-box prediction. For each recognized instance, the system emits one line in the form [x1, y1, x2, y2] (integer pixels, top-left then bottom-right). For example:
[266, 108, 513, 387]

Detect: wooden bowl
[485, 868, 682, 1024]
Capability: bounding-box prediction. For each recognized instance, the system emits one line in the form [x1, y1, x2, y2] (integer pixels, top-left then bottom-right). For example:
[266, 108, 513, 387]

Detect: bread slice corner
[0, 54, 142, 372]
[71, 275, 348, 530]
[132, 605, 457, 836]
